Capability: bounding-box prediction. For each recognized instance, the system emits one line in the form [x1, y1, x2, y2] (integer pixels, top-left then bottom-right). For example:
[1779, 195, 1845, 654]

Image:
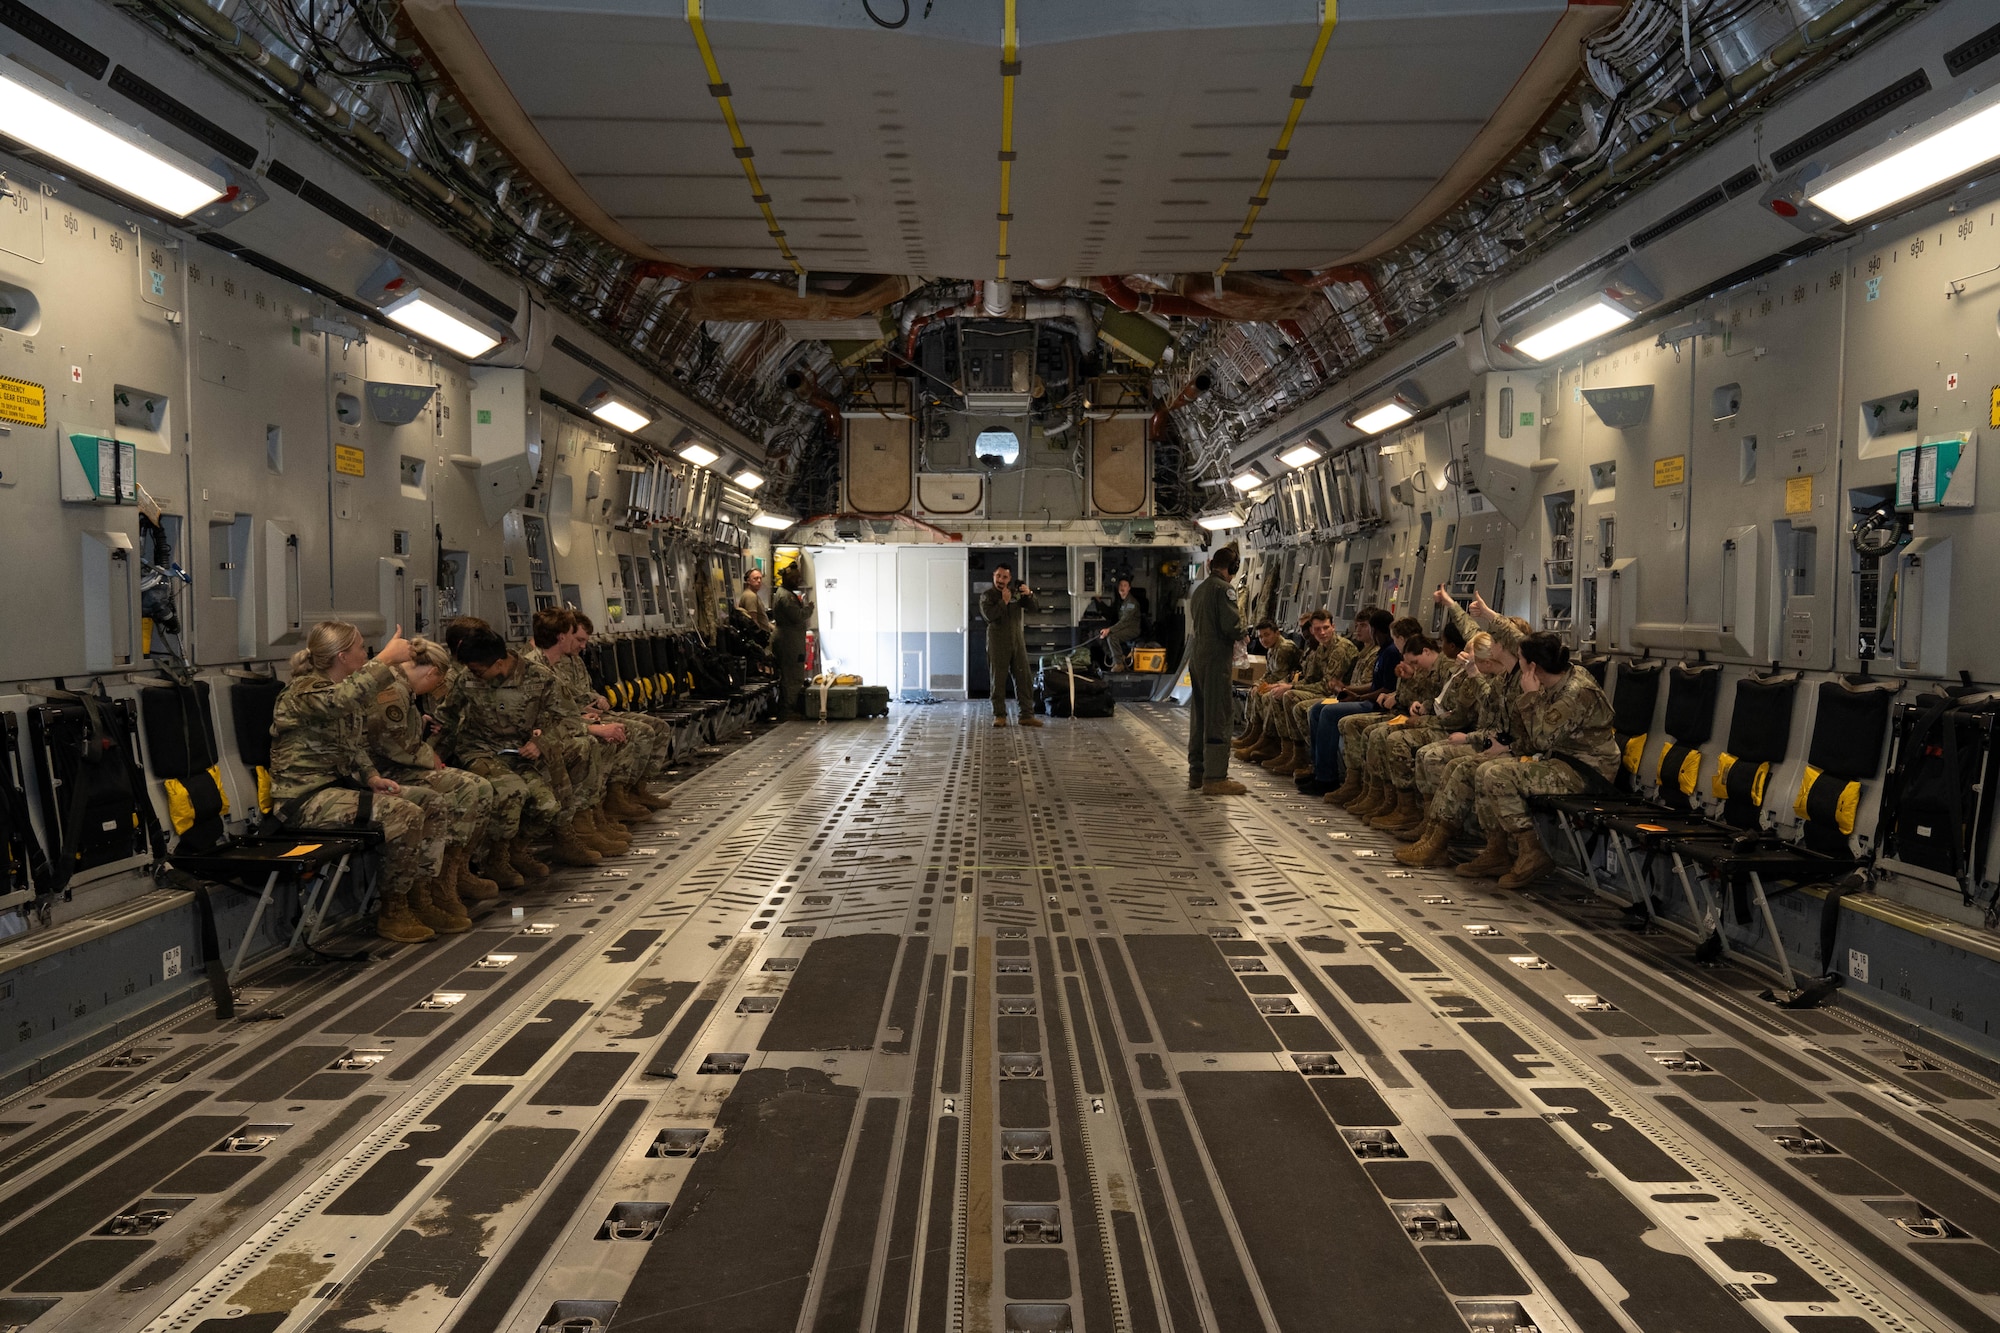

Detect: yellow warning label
[1785, 475, 1813, 514]
[0, 375, 46, 428]
[334, 444, 365, 477]
[1653, 455, 1685, 487]
[1990, 385, 2000, 429]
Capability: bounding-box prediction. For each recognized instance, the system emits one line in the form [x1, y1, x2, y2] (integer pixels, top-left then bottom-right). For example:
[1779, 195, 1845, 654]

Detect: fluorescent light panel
[0, 67, 224, 217]
[1806, 93, 2000, 223]
[1229, 470, 1264, 492]
[1197, 511, 1246, 531]
[1349, 400, 1414, 435]
[1511, 293, 1633, 362]
[380, 290, 502, 359]
[733, 469, 765, 490]
[590, 398, 651, 433]
[679, 441, 720, 467]
[749, 510, 794, 529]
[1279, 441, 1325, 468]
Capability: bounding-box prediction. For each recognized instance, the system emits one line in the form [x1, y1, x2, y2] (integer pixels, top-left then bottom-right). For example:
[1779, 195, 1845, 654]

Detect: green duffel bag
[857, 685, 890, 717]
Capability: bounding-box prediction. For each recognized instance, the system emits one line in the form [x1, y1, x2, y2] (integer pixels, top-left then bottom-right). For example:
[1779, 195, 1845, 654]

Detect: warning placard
[0, 375, 46, 427]
[1785, 475, 1813, 514]
[1652, 455, 1685, 487]
[334, 444, 365, 477]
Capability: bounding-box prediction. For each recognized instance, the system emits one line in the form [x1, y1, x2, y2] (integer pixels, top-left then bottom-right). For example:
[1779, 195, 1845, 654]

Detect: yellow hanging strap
[995, 0, 1019, 280]
[1218, 3, 1338, 278]
[686, 0, 802, 275]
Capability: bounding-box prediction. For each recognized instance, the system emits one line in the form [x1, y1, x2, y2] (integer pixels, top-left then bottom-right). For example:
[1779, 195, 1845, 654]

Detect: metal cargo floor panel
[0, 703, 1995, 1333]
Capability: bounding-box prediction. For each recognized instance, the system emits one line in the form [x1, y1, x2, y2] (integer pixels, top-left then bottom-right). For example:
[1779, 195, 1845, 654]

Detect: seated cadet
[1095, 575, 1144, 669]
[570, 611, 674, 806]
[363, 635, 499, 934]
[449, 625, 601, 869]
[1397, 590, 1531, 869]
[1366, 622, 1479, 835]
[1341, 629, 1449, 817]
[269, 620, 441, 943]
[1271, 609, 1355, 779]
[1472, 632, 1617, 888]
[1302, 607, 1400, 794]
[526, 607, 634, 856]
[1328, 616, 1429, 806]
[432, 616, 546, 885]
[1230, 620, 1299, 769]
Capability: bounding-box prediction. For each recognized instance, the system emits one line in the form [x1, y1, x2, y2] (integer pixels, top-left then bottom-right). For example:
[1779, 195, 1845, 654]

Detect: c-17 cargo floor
[4, 704, 1999, 1333]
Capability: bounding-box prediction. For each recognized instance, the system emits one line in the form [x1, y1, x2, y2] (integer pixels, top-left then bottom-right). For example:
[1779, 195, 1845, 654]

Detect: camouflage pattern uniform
[269, 660, 438, 882]
[542, 648, 654, 789]
[1378, 660, 1484, 788]
[566, 651, 676, 776]
[1474, 663, 1618, 832]
[1340, 653, 1441, 768]
[1423, 610, 1527, 827]
[524, 645, 614, 818]
[1353, 657, 1453, 782]
[1273, 633, 1356, 744]
[1292, 638, 1368, 744]
[442, 653, 566, 837]
[1242, 637, 1301, 737]
[364, 673, 495, 855]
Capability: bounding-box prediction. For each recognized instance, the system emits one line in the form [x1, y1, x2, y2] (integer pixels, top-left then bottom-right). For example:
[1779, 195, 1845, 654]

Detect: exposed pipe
[1281, 264, 1401, 336]
[1532, 0, 1885, 234]
[687, 273, 910, 322]
[1092, 275, 1215, 320]
[150, 0, 486, 229]
[1019, 295, 1097, 354]
[1150, 371, 1214, 441]
[784, 370, 844, 435]
[982, 278, 1013, 317]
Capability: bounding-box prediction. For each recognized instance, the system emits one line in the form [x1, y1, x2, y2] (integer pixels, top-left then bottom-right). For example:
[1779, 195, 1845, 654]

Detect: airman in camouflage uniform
[1232, 621, 1300, 769]
[528, 608, 655, 853]
[572, 612, 677, 790]
[1345, 634, 1450, 821]
[1241, 612, 1351, 777]
[1370, 632, 1486, 834]
[270, 621, 439, 943]
[1280, 623, 1365, 777]
[445, 624, 601, 871]
[1398, 592, 1534, 870]
[1474, 636, 1617, 887]
[366, 639, 501, 925]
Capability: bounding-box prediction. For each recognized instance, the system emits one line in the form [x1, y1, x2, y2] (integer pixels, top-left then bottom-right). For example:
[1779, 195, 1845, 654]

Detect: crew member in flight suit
[269, 620, 439, 943]
[771, 563, 814, 715]
[1096, 574, 1143, 669]
[979, 562, 1044, 727]
[1187, 544, 1245, 794]
[364, 635, 497, 934]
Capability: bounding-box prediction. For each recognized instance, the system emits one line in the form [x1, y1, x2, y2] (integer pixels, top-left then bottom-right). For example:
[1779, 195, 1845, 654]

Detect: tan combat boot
[450, 845, 499, 903]
[573, 809, 623, 855]
[1244, 734, 1282, 764]
[606, 784, 655, 823]
[625, 782, 672, 812]
[551, 823, 603, 867]
[1202, 779, 1248, 796]
[592, 806, 633, 848]
[1232, 718, 1265, 757]
[431, 855, 477, 921]
[511, 839, 552, 880]
[1350, 780, 1392, 818]
[375, 883, 435, 943]
[1395, 820, 1454, 867]
[1326, 768, 1366, 806]
[1455, 828, 1514, 878]
[1020, 714, 1045, 728]
[409, 877, 471, 934]
[479, 839, 525, 891]
[1498, 830, 1558, 889]
[1261, 741, 1299, 774]
[1373, 789, 1425, 834]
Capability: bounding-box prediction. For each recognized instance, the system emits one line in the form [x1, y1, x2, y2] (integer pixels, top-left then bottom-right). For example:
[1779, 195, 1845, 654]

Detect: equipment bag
[1879, 688, 2000, 898]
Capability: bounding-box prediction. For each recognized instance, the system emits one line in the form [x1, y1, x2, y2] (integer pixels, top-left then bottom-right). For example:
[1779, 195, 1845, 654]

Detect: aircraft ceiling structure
[412, 0, 1599, 281]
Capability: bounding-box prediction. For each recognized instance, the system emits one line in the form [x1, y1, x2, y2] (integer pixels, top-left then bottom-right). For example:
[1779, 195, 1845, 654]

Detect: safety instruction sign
[1785, 475, 1813, 514]
[0, 375, 46, 427]
[334, 444, 366, 477]
[1652, 455, 1685, 487]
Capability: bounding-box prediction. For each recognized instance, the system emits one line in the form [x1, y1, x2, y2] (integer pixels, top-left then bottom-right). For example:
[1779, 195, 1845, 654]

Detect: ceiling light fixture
[1278, 440, 1326, 468]
[679, 441, 721, 467]
[1197, 510, 1247, 531]
[733, 469, 766, 490]
[749, 508, 796, 530]
[580, 378, 652, 433]
[379, 290, 503, 360]
[1346, 382, 1429, 436]
[0, 64, 226, 217]
[1805, 84, 2000, 223]
[1501, 266, 1660, 364]
[1229, 461, 1269, 492]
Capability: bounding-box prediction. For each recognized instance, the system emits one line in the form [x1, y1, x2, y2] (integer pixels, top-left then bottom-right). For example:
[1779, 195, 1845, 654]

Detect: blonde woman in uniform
[269, 621, 444, 943]
[365, 636, 501, 933]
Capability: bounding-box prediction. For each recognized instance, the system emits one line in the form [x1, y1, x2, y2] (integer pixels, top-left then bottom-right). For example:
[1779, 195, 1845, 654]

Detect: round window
[974, 428, 1020, 467]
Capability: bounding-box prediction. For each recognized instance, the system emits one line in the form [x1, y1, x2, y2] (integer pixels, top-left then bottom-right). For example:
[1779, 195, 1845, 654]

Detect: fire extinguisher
[805, 630, 818, 674]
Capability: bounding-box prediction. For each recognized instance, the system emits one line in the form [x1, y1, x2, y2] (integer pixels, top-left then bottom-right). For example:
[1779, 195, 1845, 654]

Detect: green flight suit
[1186, 572, 1243, 781]
[980, 583, 1039, 718]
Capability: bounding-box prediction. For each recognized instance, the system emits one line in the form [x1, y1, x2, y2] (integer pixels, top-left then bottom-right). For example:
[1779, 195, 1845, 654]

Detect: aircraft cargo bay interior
[3, 2, 2000, 1332]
